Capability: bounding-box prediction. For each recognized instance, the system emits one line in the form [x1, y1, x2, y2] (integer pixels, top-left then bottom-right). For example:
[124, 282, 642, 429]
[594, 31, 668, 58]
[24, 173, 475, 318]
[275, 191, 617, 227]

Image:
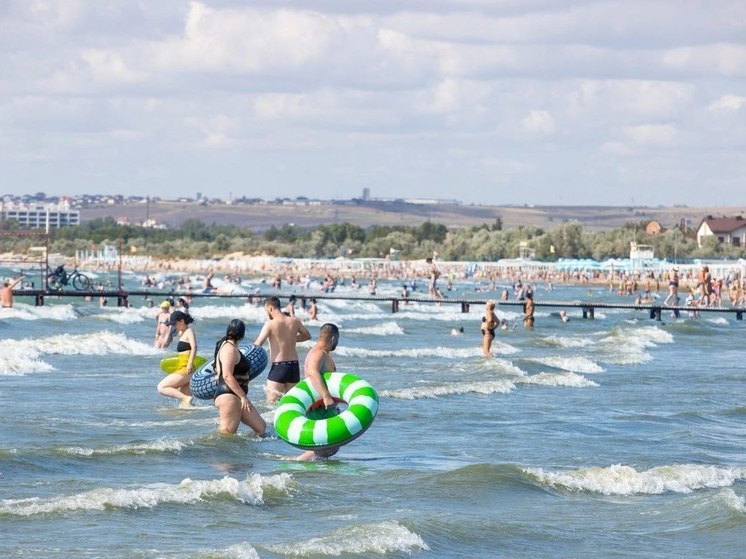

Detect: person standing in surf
[481, 300, 498, 357]
[1, 273, 23, 308]
[213, 319, 266, 436]
[156, 310, 197, 408]
[523, 292, 535, 329]
[154, 300, 174, 348]
[297, 322, 342, 461]
[254, 296, 311, 403]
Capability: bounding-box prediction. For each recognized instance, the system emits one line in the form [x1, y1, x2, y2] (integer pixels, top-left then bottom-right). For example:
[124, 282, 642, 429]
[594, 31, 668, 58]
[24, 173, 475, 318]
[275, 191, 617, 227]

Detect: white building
[696, 216, 746, 248]
[0, 202, 80, 229]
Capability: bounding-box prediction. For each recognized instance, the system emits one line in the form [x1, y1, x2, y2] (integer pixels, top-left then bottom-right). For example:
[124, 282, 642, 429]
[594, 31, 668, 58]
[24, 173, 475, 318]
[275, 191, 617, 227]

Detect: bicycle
[47, 265, 92, 291]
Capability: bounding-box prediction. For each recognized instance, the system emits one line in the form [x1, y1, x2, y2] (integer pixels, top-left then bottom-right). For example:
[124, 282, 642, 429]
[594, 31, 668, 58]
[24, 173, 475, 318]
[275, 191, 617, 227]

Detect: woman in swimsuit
[662, 268, 679, 306]
[213, 319, 266, 436]
[481, 300, 498, 357]
[157, 310, 197, 408]
[154, 300, 174, 348]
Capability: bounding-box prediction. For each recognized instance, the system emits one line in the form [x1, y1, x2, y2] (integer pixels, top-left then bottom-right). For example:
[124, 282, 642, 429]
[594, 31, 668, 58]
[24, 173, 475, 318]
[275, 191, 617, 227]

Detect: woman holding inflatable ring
[213, 319, 266, 436]
[156, 310, 197, 408]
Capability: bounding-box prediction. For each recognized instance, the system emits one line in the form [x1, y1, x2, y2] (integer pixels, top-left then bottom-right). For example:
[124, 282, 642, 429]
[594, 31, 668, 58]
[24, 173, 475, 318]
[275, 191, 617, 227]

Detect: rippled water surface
[1, 271, 745, 558]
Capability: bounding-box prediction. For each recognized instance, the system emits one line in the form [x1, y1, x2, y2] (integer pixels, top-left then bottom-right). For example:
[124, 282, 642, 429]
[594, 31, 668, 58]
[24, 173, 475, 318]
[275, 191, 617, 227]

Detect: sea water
[1, 271, 744, 558]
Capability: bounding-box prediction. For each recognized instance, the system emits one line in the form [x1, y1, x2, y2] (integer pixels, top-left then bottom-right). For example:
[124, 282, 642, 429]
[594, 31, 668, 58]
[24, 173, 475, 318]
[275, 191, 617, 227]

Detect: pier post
[461, 302, 470, 313]
[35, 293, 44, 306]
[589, 306, 595, 319]
[300, 297, 306, 310]
[582, 307, 588, 319]
[737, 311, 743, 321]
[392, 299, 399, 313]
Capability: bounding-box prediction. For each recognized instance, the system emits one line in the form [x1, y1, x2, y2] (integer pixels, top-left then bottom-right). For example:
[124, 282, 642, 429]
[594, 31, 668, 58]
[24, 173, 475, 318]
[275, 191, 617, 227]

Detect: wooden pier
[13, 289, 744, 321]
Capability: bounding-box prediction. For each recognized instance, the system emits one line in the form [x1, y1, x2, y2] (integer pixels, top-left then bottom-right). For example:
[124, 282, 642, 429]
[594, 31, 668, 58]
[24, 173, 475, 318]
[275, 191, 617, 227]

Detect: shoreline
[3, 251, 744, 292]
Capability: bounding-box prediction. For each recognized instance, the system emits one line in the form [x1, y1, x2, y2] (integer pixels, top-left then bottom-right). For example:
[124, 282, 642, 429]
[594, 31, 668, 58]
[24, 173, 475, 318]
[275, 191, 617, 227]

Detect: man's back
[265, 314, 305, 361]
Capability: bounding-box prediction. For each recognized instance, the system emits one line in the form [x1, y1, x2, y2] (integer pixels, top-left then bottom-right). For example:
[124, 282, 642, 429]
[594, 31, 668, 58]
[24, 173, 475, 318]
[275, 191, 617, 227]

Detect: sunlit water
[1, 271, 744, 558]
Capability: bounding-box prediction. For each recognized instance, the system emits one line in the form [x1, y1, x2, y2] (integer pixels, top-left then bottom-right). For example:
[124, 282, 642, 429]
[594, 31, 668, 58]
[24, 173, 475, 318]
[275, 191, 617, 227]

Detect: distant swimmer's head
[319, 323, 340, 351]
[168, 310, 193, 326]
[225, 319, 246, 341]
[160, 300, 171, 308]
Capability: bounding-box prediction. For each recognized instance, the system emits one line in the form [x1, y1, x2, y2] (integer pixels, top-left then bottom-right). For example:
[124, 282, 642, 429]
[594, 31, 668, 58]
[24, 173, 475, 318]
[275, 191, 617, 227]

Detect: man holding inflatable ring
[297, 323, 342, 461]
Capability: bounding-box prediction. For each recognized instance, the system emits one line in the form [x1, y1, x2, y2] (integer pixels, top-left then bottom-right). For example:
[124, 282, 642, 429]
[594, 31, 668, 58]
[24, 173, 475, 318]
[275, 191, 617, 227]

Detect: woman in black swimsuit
[481, 300, 498, 357]
[213, 319, 266, 436]
[157, 310, 197, 408]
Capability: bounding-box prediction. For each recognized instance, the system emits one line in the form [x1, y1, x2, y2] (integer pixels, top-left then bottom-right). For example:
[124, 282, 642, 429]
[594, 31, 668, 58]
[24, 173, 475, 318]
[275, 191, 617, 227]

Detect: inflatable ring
[190, 344, 268, 400]
[274, 372, 379, 450]
[160, 354, 207, 375]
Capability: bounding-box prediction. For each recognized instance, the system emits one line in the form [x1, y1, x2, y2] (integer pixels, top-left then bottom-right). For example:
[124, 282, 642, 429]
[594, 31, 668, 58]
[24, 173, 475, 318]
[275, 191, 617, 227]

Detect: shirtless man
[1, 274, 23, 308]
[523, 292, 535, 329]
[297, 322, 341, 461]
[699, 265, 712, 307]
[308, 298, 318, 320]
[254, 296, 311, 403]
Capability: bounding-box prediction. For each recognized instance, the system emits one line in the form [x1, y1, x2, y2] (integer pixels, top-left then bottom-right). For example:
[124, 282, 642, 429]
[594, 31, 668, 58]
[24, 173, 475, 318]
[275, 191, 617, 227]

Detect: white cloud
[565, 80, 693, 117]
[662, 44, 746, 78]
[522, 110, 555, 136]
[600, 141, 633, 156]
[708, 94, 746, 111]
[622, 124, 678, 146]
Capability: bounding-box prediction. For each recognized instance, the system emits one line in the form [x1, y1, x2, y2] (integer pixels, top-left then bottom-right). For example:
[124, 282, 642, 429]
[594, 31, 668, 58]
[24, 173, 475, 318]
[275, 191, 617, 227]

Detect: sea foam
[57, 438, 188, 457]
[381, 379, 515, 400]
[525, 464, 746, 496]
[0, 303, 77, 321]
[0, 473, 292, 516]
[518, 372, 599, 388]
[542, 335, 595, 348]
[0, 328, 146, 376]
[344, 321, 406, 336]
[265, 520, 429, 556]
[335, 344, 518, 359]
[527, 356, 605, 374]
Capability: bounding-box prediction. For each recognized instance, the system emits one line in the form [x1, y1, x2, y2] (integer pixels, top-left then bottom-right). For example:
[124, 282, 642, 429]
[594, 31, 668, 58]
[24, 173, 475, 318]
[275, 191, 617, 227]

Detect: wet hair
[213, 319, 246, 367]
[319, 323, 339, 346]
[225, 319, 246, 341]
[264, 296, 281, 310]
[168, 310, 193, 325]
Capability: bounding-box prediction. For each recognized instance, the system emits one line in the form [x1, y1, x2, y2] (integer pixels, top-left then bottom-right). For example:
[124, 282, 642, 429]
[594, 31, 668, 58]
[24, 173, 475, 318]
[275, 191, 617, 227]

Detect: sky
[1, 1, 745, 207]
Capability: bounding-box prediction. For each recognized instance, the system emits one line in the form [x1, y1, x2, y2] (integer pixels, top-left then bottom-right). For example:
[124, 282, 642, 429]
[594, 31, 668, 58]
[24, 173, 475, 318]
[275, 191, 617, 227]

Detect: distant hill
[80, 200, 746, 232]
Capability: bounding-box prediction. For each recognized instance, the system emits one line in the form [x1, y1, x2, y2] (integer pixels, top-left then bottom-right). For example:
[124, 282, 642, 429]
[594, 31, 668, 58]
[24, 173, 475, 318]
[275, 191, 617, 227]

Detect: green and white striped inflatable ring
[274, 372, 379, 450]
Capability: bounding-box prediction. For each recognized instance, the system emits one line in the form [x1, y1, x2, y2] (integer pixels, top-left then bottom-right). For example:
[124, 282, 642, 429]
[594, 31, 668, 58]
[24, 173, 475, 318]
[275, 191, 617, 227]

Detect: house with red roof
[696, 215, 746, 248]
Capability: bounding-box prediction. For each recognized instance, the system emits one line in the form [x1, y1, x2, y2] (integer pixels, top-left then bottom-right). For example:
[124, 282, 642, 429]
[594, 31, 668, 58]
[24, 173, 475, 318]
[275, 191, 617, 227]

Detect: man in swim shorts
[254, 296, 311, 403]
